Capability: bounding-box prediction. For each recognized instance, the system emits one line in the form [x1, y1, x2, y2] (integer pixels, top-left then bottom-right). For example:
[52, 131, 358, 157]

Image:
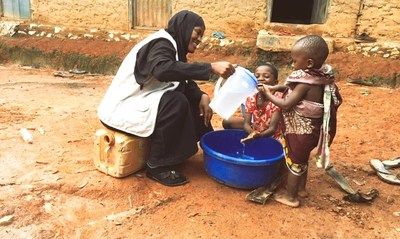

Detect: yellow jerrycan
[93, 128, 150, 178]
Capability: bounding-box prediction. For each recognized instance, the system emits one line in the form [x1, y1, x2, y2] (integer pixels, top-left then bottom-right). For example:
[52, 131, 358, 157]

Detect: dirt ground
[1, 37, 400, 239]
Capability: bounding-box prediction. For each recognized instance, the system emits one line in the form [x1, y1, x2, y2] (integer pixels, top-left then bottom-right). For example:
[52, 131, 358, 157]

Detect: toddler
[260, 35, 342, 207]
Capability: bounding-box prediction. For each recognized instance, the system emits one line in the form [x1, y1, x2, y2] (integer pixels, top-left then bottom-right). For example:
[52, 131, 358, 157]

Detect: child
[222, 63, 280, 141]
[240, 64, 283, 142]
[260, 35, 342, 207]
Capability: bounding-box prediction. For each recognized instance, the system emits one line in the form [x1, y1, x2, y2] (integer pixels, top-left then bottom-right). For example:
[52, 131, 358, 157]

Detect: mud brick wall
[322, 0, 400, 40]
[28, 0, 400, 41]
[322, 0, 360, 38]
[172, 0, 267, 38]
[32, 0, 129, 31]
[174, 0, 361, 38]
[357, 0, 400, 39]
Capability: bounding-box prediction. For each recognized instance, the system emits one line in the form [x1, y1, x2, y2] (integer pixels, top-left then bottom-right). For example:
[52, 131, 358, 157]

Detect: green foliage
[247, 49, 291, 72]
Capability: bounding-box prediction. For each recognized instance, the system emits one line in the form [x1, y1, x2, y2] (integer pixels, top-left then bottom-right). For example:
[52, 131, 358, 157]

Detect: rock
[386, 196, 395, 204]
[347, 45, 355, 51]
[54, 26, 62, 34]
[130, 34, 140, 39]
[121, 34, 130, 41]
[84, 34, 94, 39]
[391, 49, 399, 55]
[370, 46, 379, 52]
[0, 21, 19, 36]
[0, 215, 14, 226]
[362, 47, 372, 52]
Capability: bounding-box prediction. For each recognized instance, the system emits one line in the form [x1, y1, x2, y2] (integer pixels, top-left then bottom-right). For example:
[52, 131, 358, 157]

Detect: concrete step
[257, 31, 334, 52]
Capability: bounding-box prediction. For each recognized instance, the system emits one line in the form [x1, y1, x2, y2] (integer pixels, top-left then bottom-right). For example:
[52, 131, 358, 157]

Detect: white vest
[97, 29, 179, 137]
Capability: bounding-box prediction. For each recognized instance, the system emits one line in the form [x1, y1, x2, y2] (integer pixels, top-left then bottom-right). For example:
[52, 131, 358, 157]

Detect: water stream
[237, 141, 255, 160]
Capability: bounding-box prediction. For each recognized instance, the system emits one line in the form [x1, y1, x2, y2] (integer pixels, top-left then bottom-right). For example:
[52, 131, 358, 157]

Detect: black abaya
[147, 91, 213, 168]
[132, 11, 214, 168]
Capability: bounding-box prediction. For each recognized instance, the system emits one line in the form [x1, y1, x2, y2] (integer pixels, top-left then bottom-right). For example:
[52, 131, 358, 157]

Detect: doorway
[270, 0, 329, 24]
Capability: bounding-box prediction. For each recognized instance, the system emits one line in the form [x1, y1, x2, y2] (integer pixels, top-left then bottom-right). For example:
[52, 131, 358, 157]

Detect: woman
[97, 10, 235, 186]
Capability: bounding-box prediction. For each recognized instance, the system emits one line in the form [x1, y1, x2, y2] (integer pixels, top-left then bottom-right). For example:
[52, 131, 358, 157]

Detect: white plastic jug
[210, 66, 258, 119]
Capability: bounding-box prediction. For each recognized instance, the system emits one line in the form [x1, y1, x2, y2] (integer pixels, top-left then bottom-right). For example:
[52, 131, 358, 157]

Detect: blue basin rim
[200, 130, 284, 166]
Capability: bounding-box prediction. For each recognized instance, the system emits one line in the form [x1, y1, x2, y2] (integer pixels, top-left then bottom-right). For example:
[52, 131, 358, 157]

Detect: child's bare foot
[273, 193, 300, 208]
[298, 190, 308, 198]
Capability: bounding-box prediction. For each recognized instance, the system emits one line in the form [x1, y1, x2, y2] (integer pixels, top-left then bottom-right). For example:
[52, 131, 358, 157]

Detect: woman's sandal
[146, 167, 188, 187]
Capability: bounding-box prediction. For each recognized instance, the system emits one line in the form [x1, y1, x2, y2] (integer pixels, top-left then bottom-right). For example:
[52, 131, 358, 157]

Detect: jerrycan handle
[99, 133, 115, 164]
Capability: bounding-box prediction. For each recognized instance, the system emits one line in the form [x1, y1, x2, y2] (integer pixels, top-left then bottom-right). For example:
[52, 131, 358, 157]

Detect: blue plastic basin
[200, 129, 284, 189]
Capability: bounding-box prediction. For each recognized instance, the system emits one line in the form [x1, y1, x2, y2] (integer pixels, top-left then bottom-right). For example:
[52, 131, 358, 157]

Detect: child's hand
[252, 131, 263, 138]
[267, 85, 279, 93]
[259, 85, 273, 98]
[240, 131, 257, 143]
[264, 85, 274, 93]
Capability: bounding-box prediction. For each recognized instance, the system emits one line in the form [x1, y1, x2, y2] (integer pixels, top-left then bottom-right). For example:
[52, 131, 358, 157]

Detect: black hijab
[165, 10, 205, 62]
[134, 10, 205, 88]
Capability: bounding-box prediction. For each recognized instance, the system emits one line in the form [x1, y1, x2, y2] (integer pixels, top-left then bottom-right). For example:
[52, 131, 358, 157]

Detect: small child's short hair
[295, 35, 329, 68]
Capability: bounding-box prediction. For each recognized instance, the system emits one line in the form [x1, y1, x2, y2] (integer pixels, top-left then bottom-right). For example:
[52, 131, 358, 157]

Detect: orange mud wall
[31, 0, 130, 31]
[28, 0, 400, 41]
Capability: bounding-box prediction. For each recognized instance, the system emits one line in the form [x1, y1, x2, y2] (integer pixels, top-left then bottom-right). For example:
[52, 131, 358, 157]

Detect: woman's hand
[199, 94, 213, 126]
[211, 62, 235, 79]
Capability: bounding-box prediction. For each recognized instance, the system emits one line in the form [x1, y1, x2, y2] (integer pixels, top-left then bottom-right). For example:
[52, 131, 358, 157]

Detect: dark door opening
[271, 0, 328, 24]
